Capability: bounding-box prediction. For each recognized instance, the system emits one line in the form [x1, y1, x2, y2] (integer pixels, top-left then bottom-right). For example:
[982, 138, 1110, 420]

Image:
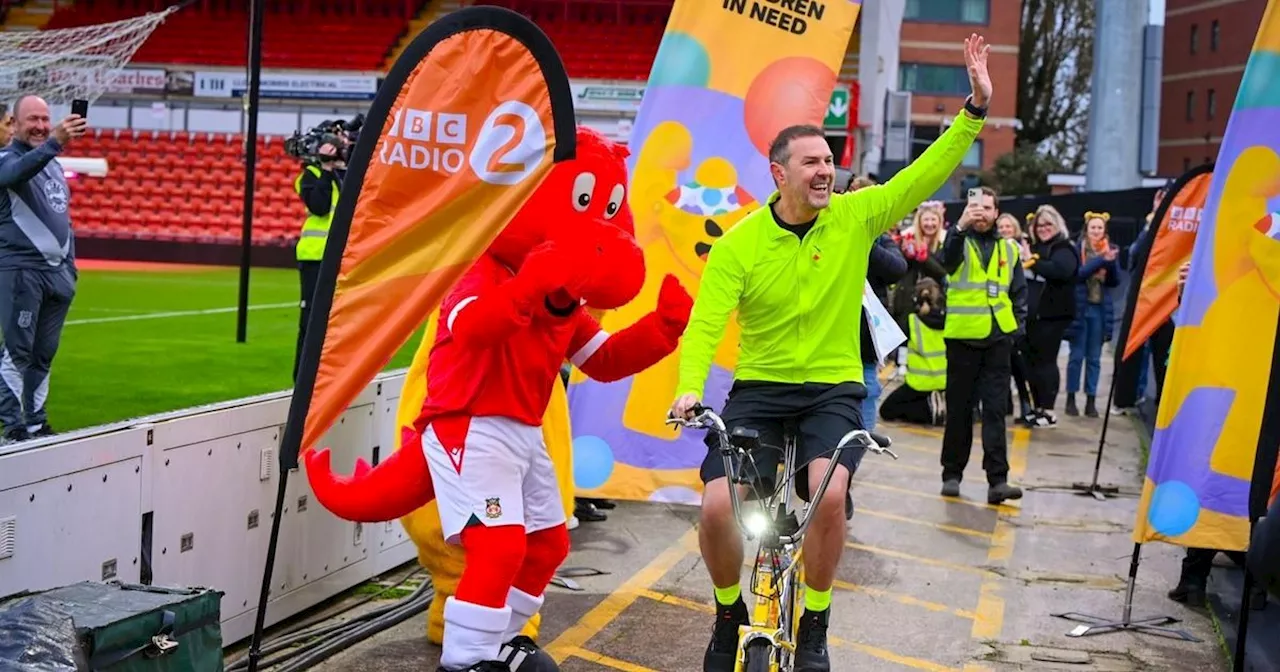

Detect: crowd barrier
[0, 369, 417, 646]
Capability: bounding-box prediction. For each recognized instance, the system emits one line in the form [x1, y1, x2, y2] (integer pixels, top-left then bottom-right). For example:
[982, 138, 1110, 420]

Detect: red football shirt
[415, 255, 606, 428]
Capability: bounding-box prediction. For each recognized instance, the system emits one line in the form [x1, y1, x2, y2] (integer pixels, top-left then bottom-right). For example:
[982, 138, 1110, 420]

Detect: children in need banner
[566, 0, 861, 504]
[1132, 0, 1280, 551]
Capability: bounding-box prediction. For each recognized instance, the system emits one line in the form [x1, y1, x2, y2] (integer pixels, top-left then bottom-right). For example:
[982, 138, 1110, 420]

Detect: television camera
[284, 114, 365, 164]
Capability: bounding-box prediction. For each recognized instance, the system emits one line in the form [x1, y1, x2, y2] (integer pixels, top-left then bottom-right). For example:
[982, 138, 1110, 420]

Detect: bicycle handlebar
[665, 404, 898, 546]
[665, 405, 898, 457]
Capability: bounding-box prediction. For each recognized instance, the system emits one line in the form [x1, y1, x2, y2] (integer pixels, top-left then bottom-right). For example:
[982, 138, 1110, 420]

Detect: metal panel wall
[0, 371, 419, 647]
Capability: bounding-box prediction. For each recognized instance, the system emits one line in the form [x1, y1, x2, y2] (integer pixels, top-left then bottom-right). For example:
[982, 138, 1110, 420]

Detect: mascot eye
[604, 183, 625, 219]
[572, 172, 596, 212]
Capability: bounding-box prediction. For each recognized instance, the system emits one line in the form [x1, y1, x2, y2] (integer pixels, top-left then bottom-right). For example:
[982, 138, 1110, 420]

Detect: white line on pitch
[66, 302, 297, 326]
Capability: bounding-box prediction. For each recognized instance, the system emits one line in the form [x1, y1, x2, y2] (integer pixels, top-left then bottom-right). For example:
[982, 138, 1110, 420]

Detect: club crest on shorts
[484, 497, 502, 519]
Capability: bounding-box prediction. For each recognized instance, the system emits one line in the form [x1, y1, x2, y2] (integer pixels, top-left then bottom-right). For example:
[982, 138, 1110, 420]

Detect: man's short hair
[977, 185, 999, 200]
[768, 124, 826, 166]
[10, 95, 39, 119]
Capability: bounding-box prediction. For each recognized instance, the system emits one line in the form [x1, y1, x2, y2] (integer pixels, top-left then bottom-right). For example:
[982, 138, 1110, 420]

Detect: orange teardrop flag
[282, 6, 578, 467]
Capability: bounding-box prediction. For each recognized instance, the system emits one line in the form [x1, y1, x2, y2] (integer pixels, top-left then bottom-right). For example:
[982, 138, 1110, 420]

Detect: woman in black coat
[1017, 205, 1079, 426]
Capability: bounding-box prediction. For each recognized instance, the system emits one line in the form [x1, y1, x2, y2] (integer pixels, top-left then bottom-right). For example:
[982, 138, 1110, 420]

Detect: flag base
[1051, 542, 1202, 643]
[1070, 481, 1122, 501]
[1051, 610, 1200, 641]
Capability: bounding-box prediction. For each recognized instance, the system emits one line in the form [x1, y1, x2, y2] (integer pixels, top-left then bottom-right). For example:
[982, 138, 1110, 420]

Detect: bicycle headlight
[745, 511, 770, 537]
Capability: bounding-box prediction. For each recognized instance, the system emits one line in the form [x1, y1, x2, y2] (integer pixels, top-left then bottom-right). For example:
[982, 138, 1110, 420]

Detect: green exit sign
[824, 86, 852, 129]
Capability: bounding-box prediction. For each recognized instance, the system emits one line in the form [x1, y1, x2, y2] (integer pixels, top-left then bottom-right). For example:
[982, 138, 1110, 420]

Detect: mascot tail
[304, 432, 437, 523]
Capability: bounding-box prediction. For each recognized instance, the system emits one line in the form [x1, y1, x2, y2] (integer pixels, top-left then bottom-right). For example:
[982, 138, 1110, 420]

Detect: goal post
[0, 4, 182, 105]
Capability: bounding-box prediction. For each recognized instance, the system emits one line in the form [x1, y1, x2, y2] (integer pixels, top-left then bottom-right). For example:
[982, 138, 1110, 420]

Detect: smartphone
[70, 99, 88, 119]
[967, 187, 982, 206]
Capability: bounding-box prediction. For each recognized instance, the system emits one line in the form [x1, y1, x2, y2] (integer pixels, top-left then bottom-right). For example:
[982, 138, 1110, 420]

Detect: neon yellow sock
[803, 586, 831, 612]
[714, 583, 741, 606]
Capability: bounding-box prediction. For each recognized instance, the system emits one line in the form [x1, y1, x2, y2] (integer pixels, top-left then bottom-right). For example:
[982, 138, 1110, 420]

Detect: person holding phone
[0, 94, 88, 443]
[1062, 211, 1120, 418]
[936, 185, 1027, 504]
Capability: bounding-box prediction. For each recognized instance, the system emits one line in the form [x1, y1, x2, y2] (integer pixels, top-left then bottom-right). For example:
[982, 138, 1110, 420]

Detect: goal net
[0, 5, 180, 106]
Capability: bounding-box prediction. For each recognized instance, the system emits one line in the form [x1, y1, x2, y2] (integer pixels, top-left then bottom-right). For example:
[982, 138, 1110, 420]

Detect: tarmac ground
[293, 357, 1231, 672]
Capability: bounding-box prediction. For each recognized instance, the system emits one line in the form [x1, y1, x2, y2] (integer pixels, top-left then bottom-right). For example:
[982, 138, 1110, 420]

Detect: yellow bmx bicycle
[666, 405, 898, 672]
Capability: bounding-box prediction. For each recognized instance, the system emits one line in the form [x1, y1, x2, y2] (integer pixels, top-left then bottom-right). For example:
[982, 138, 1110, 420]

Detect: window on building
[962, 140, 984, 169]
[904, 0, 988, 24]
[1211, 20, 1220, 51]
[1191, 23, 1198, 53]
[899, 63, 971, 96]
[1208, 88, 1217, 119]
[1186, 90, 1195, 121]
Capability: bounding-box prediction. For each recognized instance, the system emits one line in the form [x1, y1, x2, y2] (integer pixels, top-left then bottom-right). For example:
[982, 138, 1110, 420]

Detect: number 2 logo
[469, 100, 547, 186]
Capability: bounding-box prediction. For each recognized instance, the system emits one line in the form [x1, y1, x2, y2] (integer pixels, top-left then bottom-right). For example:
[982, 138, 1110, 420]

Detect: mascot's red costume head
[305, 126, 692, 672]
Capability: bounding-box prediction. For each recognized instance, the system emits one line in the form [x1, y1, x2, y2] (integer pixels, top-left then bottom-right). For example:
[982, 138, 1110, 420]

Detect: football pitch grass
[48, 261, 422, 433]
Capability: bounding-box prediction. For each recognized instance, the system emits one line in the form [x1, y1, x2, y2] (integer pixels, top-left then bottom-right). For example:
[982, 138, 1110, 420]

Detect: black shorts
[699, 380, 867, 502]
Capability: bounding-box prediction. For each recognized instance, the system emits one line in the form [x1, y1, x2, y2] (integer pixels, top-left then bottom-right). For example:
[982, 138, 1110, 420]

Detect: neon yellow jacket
[675, 110, 985, 398]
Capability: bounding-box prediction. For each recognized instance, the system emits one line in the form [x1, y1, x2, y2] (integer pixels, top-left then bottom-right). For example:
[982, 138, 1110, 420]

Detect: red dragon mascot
[304, 127, 693, 672]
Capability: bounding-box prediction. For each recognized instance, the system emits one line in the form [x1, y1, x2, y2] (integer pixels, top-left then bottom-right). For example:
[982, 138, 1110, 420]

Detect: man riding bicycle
[669, 34, 995, 672]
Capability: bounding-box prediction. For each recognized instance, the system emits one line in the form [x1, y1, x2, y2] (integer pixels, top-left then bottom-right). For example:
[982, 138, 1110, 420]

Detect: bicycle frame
[666, 408, 897, 672]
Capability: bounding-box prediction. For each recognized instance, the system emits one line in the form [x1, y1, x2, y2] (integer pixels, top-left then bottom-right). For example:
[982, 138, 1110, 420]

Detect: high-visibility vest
[294, 165, 339, 262]
[906, 313, 947, 391]
[944, 237, 1019, 340]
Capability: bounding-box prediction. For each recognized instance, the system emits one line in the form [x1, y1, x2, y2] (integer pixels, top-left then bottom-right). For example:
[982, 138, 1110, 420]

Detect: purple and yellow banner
[1133, 0, 1280, 550]
[566, 0, 860, 504]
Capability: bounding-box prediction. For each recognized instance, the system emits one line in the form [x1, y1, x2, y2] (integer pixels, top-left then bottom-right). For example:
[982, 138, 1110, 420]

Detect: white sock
[440, 596, 511, 670]
[502, 586, 545, 643]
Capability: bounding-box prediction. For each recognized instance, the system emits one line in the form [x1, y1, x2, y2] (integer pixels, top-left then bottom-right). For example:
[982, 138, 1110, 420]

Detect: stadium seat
[474, 0, 669, 80]
[43, 0, 420, 72]
[69, 131, 306, 246]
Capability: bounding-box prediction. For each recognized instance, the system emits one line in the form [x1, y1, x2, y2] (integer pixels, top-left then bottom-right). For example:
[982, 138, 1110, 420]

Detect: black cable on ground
[225, 572, 432, 672]
[272, 584, 434, 672]
[235, 581, 434, 672]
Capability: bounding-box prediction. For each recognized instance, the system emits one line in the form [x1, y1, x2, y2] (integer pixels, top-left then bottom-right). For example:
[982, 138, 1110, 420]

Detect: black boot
[793, 608, 831, 671]
[704, 597, 748, 672]
[1167, 580, 1207, 608]
[1085, 396, 1099, 418]
[1065, 394, 1079, 417]
[574, 499, 607, 522]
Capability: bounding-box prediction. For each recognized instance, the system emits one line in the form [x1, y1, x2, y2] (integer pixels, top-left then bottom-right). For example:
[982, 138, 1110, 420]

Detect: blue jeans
[1135, 341, 1151, 400]
[1067, 303, 1105, 397]
[863, 363, 881, 431]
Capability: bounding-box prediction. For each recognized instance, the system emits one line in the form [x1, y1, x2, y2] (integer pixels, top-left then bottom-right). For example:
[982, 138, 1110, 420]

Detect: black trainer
[499, 635, 558, 672]
[704, 597, 748, 672]
[793, 608, 830, 671]
[436, 662, 511, 672]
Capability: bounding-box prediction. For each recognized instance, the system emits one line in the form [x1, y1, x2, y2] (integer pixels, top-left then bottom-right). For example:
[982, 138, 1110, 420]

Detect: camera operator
[291, 124, 350, 382]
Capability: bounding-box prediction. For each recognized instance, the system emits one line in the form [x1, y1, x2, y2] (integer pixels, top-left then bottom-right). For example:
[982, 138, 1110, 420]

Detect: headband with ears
[918, 200, 944, 211]
[1084, 211, 1111, 222]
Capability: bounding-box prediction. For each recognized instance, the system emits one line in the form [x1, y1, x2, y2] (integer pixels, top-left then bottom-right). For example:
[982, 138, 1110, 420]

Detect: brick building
[1159, 0, 1267, 175]
[895, 0, 1021, 175]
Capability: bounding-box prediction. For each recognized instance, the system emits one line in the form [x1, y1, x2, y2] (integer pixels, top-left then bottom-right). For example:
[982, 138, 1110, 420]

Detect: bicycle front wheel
[743, 639, 772, 672]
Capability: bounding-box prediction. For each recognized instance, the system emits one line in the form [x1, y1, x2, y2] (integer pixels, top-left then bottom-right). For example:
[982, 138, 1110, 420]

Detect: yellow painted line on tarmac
[867, 458, 940, 476]
[969, 428, 1030, 641]
[887, 424, 945, 440]
[832, 579, 977, 619]
[565, 647, 660, 672]
[544, 528, 697, 663]
[637, 589, 961, 672]
[829, 635, 961, 672]
[855, 480, 1021, 513]
[845, 541, 999, 578]
[852, 506, 994, 540]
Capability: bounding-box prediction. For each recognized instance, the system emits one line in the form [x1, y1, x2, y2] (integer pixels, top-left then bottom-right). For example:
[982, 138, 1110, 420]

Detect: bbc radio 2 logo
[380, 100, 546, 185]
